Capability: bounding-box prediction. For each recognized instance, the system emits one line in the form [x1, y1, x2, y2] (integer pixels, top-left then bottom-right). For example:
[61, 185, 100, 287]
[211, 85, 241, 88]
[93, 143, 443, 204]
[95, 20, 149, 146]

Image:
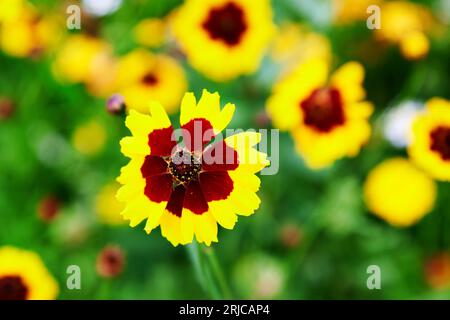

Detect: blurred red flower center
[168, 150, 202, 184]
[430, 126, 450, 161]
[0, 276, 28, 300]
[96, 246, 124, 278]
[202, 2, 247, 46]
[300, 87, 345, 132]
[141, 73, 158, 86]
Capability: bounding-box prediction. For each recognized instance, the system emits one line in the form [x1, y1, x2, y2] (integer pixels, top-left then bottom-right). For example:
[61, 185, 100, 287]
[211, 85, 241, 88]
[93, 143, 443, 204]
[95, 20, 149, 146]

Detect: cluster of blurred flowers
[0, 0, 450, 299]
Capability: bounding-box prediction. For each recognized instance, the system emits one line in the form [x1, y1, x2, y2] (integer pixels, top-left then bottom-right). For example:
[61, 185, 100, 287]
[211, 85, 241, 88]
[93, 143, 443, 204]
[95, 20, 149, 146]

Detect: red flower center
[141, 73, 158, 86]
[202, 2, 247, 46]
[0, 275, 28, 300]
[300, 87, 345, 132]
[168, 150, 202, 184]
[430, 126, 450, 161]
[140, 119, 240, 217]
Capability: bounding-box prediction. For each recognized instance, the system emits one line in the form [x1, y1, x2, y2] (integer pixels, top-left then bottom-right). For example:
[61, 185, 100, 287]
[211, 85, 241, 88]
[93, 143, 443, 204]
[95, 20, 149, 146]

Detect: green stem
[186, 241, 231, 299]
[203, 247, 232, 299]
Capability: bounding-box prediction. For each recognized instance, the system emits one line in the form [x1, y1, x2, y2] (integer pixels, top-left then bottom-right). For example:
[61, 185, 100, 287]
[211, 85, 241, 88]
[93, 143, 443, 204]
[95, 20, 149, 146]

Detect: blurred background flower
[364, 158, 437, 227]
[0, 246, 59, 300]
[0, 0, 449, 300]
[267, 58, 373, 169]
[171, 0, 276, 81]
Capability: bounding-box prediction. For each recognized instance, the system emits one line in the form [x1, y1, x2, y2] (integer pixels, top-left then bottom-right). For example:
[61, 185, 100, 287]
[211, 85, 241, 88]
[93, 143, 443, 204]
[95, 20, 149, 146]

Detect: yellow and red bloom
[117, 90, 269, 246]
[266, 58, 373, 169]
[171, 0, 275, 81]
[115, 49, 187, 114]
[409, 98, 450, 181]
[364, 158, 436, 227]
[0, 246, 58, 300]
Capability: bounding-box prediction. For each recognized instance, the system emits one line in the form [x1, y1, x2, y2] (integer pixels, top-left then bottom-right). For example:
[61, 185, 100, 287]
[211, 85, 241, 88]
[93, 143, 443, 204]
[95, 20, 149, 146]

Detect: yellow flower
[0, 246, 58, 300]
[117, 89, 269, 246]
[0, 0, 28, 23]
[52, 34, 117, 97]
[133, 18, 166, 48]
[72, 120, 107, 156]
[266, 58, 373, 169]
[171, 0, 275, 81]
[0, 4, 62, 58]
[96, 183, 126, 226]
[115, 49, 187, 114]
[333, 0, 382, 24]
[364, 158, 436, 227]
[399, 30, 430, 60]
[409, 98, 450, 181]
[270, 23, 331, 68]
[375, 1, 434, 60]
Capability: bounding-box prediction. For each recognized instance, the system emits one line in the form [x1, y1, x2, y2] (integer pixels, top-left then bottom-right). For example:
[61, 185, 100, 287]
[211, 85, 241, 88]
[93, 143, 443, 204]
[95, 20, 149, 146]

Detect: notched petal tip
[180, 92, 197, 125]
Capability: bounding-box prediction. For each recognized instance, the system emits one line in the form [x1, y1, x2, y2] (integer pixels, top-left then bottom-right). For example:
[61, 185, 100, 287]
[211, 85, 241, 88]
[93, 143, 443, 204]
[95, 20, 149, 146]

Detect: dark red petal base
[202, 2, 247, 46]
[430, 126, 450, 161]
[0, 275, 28, 300]
[300, 87, 345, 133]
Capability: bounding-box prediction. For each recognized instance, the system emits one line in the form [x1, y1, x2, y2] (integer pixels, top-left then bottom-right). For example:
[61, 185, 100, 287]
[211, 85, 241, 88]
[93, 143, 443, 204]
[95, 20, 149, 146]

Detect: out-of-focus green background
[1, 0, 450, 299]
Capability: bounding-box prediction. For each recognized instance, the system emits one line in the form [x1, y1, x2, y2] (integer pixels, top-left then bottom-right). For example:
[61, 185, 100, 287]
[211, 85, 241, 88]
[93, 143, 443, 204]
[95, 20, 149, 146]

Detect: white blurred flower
[254, 264, 285, 299]
[286, 0, 332, 28]
[82, 0, 122, 17]
[383, 101, 423, 148]
[233, 254, 286, 299]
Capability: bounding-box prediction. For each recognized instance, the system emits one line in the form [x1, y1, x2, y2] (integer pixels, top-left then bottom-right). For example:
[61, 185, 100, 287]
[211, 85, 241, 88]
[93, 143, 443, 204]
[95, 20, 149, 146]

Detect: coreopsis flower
[52, 34, 117, 97]
[171, 0, 275, 81]
[115, 49, 187, 114]
[96, 245, 125, 278]
[0, 246, 58, 300]
[408, 98, 450, 181]
[266, 58, 373, 169]
[0, 3, 62, 58]
[0, 0, 26, 23]
[117, 89, 269, 246]
[133, 18, 167, 48]
[364, 158, 436, 227]
[375, 1, 434, 60]
[96, 183, 126, 226]
[72, 120, 107, 156]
